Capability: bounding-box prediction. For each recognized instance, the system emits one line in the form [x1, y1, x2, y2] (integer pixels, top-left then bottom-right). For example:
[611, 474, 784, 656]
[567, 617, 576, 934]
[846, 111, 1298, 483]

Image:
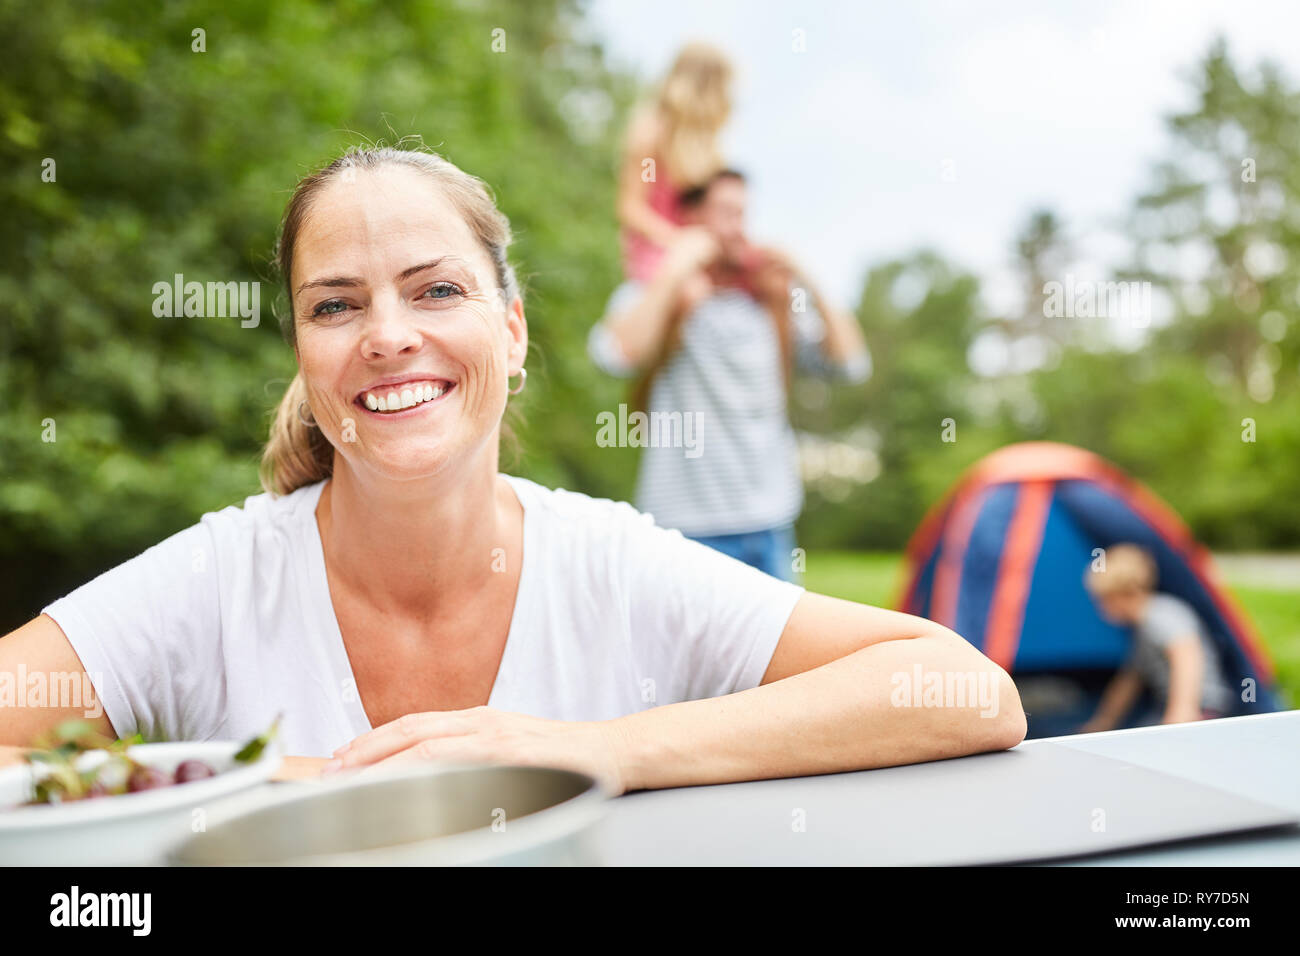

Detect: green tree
[1016, 37, 1300, 547]
[796, 251, 1002, 549]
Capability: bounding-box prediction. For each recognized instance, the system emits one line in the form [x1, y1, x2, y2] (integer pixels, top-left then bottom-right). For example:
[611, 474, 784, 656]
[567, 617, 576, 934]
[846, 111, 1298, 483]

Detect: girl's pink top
[621, 166, 684, 282]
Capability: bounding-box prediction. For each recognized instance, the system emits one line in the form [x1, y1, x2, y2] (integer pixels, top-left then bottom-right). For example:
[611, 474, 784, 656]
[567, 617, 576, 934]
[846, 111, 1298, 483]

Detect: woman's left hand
[322, 707, 629, 795]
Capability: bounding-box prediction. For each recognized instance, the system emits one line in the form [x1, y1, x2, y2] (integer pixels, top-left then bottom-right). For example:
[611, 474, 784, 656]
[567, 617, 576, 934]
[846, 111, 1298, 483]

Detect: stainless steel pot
[168, 763, 610, 866]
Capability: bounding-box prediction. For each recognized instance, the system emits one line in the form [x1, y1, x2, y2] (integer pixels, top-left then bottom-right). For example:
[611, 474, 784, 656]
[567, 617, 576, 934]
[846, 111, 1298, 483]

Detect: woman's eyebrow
[397, 256, 469, 282]
[296, 257, 469, 296]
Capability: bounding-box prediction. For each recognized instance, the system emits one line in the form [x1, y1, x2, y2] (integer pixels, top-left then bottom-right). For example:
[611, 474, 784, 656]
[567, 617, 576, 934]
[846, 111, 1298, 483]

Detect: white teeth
[362, 382, 451, 413]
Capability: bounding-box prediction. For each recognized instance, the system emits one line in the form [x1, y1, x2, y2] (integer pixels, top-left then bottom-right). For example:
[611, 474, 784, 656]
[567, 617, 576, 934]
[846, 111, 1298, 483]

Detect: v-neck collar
[297, 474, 535, 738]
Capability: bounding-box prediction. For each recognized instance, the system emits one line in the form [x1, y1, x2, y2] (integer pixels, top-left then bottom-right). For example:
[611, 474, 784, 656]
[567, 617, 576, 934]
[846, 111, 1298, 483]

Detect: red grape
[126, 766, 170, 792]
[173, 760, 216, 784]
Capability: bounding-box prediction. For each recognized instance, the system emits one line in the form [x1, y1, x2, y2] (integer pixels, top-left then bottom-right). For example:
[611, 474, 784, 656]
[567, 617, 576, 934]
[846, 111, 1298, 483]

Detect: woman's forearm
[602, 632, 1025, 792]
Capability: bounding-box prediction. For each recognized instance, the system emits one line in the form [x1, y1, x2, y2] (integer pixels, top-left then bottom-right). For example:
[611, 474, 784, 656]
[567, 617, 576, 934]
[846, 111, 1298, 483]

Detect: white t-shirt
[41, 476, 805, 757]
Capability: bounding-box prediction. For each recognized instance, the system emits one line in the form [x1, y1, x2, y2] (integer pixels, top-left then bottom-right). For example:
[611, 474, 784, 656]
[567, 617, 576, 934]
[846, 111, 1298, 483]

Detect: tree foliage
[0, 0, 636, 625]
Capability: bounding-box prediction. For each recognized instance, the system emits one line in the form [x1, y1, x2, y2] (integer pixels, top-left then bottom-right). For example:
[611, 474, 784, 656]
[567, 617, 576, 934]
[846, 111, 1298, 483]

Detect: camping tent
[897, 442, 1280, 737]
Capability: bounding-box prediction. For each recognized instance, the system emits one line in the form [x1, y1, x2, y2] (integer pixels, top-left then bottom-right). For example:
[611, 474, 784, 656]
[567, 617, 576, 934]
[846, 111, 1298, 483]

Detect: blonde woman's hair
[653, 42, 733, 187]
[260, 145, 521, 497]
[1084, 543, 1158, 597]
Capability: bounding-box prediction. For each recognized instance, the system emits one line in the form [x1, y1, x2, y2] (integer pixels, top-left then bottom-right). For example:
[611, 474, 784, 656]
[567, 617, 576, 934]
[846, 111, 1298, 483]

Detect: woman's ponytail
[259, 372, 334, 495]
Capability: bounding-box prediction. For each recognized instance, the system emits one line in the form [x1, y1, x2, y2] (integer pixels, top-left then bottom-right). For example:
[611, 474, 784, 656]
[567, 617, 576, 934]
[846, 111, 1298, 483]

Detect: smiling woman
[0, 145, 1025, 794]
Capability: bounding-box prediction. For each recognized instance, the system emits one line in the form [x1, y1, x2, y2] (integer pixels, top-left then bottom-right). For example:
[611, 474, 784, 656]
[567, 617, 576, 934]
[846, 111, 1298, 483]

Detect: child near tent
[1081, 544, 1235, 731]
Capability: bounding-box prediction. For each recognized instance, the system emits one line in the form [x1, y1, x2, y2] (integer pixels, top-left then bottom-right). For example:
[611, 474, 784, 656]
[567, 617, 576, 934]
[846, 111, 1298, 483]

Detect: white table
[8, 714, 1294, 866]
[1041, 711, 1300, 865]
[596, 711, 1300, 865]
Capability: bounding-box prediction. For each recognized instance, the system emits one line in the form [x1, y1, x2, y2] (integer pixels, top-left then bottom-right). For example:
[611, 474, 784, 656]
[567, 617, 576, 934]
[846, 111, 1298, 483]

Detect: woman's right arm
[0, 615, 116, 746]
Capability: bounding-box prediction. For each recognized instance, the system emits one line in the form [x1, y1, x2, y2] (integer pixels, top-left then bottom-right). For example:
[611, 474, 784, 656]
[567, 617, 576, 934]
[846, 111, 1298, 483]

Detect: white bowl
[0, 740, 282, 866]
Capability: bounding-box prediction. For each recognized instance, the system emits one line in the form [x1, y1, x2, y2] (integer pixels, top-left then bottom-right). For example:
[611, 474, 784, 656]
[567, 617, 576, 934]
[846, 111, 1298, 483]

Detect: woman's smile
[354, 377, 458, 417]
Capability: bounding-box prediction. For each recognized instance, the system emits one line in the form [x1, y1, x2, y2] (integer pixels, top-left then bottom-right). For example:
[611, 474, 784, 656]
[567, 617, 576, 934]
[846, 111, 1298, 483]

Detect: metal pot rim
[168, 761, 611, 866]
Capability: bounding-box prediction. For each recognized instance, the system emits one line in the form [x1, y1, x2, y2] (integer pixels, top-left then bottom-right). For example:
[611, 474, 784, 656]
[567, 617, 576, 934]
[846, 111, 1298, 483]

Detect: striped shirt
[589, 280, 870, 536]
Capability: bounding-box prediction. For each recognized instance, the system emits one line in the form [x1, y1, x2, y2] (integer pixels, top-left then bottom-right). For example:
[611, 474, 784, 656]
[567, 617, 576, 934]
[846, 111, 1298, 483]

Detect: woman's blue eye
[312, 299, 348, 316]
[423, 282, 462, 300]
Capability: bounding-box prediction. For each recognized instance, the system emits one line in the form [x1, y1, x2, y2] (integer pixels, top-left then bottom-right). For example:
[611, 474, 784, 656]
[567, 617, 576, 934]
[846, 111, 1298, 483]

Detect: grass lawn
[801, 550, 1299, 711]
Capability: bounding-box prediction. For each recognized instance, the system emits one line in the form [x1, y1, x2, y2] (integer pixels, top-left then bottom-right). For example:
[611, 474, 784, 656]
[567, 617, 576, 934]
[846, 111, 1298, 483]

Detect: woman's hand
[322, 707, 629, 795]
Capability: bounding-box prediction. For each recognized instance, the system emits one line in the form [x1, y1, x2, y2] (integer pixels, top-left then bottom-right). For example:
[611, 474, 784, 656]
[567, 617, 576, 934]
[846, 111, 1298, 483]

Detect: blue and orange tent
[897, 442, 1280, 736]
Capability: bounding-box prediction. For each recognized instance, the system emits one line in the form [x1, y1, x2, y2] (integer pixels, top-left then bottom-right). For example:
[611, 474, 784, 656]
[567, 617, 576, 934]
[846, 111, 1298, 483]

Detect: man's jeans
[687, 524, 798, 583]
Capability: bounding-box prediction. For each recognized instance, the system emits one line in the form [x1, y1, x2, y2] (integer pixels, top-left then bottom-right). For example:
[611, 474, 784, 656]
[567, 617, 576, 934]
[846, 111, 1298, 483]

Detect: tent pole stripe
[897, 494, 960, 612]
[897, 514, 943, 613]
[930, 485, 989, 630]
[983, 480, 1055, 670]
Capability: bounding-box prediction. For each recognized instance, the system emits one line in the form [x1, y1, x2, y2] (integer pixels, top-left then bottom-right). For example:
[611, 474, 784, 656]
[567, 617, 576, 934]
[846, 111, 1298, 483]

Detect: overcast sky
[584, 0, 1300, 316]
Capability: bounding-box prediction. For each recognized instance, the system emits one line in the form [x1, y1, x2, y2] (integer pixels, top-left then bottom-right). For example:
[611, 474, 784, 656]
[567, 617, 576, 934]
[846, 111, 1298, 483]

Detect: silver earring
[297, 400, 318, 428]
[508, 367, 527, 396]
